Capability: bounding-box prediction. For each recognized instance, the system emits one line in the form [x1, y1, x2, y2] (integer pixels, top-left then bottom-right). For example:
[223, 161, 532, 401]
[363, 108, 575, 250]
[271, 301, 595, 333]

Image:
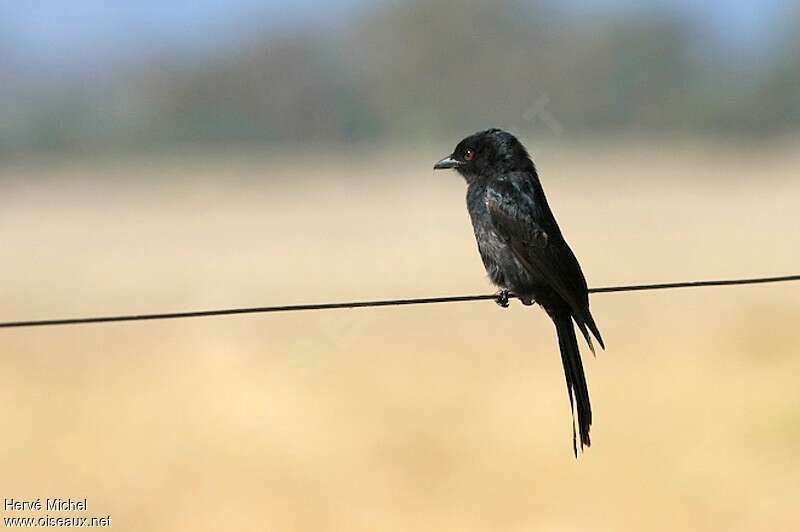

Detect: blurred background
[3, 0, 800, 153]
[2, 1, 800, 530]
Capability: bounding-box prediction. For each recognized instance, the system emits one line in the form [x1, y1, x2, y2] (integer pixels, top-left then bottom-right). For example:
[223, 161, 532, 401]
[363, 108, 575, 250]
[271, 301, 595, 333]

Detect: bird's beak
[433, 155, 460, 170]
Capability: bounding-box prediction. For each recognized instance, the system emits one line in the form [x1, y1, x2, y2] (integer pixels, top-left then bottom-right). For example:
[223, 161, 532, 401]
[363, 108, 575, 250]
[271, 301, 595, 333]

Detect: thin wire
[1, 274, 798, 330]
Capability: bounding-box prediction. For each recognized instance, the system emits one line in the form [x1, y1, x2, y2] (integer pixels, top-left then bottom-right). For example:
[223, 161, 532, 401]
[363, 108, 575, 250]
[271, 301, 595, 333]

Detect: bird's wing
[484, 180, 550, 249]
[486, 178, 604, 350]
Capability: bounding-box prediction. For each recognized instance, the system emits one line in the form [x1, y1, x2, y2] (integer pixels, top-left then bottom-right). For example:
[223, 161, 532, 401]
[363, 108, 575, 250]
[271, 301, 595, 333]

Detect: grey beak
[433, 155, 460, 170]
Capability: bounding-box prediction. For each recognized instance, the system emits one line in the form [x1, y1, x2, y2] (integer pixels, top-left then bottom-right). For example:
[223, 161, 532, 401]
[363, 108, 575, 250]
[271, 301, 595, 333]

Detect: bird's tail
[552, 310, 592, 456]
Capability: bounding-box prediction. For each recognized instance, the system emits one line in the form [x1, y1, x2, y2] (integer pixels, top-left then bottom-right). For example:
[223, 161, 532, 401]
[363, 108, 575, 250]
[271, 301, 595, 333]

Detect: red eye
[464, 149, 475, 161]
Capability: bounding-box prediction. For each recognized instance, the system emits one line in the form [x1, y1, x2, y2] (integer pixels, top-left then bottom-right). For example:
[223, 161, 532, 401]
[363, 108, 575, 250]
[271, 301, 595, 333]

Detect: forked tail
[552, 311, 592, 456]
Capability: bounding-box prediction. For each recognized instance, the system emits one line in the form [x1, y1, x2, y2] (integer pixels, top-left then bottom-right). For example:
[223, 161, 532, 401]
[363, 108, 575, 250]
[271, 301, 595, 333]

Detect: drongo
[435, 128, 604, 455]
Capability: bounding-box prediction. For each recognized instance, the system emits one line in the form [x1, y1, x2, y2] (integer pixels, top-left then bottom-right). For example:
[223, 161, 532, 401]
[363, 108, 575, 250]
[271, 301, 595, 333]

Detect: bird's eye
[464, 149, 475, 161]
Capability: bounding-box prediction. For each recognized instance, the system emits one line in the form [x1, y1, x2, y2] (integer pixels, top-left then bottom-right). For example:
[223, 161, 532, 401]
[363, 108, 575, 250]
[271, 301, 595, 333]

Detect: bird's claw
[519, 296, 535, 306]
[494, 290, 510, 308]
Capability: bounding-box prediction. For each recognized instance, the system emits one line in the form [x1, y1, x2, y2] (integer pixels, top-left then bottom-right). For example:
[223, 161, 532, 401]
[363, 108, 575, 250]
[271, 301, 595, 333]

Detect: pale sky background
[1, 0, 790, 73]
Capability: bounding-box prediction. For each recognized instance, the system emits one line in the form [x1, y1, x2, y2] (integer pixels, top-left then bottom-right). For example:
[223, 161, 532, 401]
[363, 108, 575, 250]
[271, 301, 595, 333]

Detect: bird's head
[433, 128, 533, 182]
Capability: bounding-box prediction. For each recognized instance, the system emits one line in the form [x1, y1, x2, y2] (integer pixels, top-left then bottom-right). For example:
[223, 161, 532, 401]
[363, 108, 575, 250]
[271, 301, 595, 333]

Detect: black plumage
[434, 128, 604, 455]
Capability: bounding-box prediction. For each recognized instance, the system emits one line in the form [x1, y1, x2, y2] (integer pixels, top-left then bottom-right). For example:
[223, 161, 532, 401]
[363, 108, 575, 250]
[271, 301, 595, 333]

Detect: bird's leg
[494, 289, 510, 308]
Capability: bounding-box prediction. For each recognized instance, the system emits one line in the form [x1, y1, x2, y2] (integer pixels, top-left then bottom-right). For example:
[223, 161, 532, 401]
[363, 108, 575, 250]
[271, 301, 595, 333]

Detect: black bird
[434, 128, 604, 455]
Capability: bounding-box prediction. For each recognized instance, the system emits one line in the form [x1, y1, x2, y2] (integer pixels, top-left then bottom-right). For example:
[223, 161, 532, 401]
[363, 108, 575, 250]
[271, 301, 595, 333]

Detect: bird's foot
[494, 290, 510, 308]
[519, 296, 535, 306]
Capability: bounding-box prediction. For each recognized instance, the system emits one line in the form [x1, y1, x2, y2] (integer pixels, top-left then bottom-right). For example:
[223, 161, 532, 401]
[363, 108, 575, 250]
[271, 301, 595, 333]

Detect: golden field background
[1, 140, 799, 531]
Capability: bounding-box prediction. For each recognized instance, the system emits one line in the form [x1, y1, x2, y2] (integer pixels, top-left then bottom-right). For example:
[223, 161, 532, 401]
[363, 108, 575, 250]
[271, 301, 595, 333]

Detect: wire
[1, 274, 798, 330]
